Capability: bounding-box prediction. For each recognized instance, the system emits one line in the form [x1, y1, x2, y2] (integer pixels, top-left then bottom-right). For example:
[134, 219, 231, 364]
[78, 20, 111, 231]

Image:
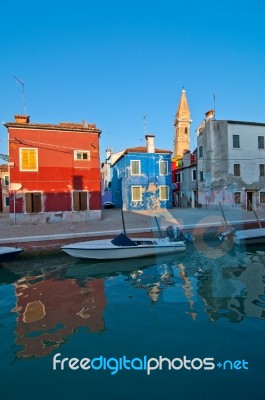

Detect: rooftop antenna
[13, 75, 27, 114]
[143, 114, 147, 135]
[213, 92, 216, 118]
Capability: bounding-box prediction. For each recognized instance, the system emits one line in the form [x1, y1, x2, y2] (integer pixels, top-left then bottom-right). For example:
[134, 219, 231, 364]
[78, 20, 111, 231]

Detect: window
[260, 192, 265, 204]
[233, 135, 240, 148]
[192, 169, 197, 181]
[159, 186, 169, 200]
[73, 191, 88, 211]
[4, 197, 9, 207]
[132, 186, 142, 201]
[234, 192, 241, 204]
[199, 145, 203, 158]
[20, 148, 38, 171]
[260, 164, 265, 177]
[234, 164, 240, 177]
[25, 192, 42, 213]
[258, 136, 264, 149]
[74, 150, 90, 160]
[199, 171, 204, 182]
[175, 173, 181, 183]
[159, 160, 168, 175]
[4, 175, 9, 186]
[131, 160, 141, 175]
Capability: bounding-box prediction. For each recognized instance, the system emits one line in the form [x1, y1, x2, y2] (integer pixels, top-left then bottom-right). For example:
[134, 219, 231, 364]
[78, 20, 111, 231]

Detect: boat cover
[111, 233, 137, 247]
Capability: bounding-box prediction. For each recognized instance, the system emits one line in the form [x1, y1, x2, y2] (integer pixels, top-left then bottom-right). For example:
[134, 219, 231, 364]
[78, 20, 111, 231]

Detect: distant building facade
[197, 110, 265, 209]
[172, 150, 197, 207]
[5, 115, 102, 223]
[0, 164, 9, 213]
[111, 135, 172, 210]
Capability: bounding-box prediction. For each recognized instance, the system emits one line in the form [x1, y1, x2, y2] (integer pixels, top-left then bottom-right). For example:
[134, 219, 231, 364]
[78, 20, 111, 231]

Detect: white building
[197, 110, 265, 209]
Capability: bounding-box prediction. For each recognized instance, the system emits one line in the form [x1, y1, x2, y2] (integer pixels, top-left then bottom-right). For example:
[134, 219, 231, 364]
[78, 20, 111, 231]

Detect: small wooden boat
[0, 246, 23, 263]
[61, 233, 186, 260]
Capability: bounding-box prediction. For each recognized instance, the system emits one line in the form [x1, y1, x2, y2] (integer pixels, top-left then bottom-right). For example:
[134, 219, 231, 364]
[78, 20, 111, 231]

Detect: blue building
[111, 135, 172, 210]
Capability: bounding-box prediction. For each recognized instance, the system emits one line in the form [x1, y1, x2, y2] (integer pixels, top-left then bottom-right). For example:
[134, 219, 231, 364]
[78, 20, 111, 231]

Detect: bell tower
[173, 89, 191, 159]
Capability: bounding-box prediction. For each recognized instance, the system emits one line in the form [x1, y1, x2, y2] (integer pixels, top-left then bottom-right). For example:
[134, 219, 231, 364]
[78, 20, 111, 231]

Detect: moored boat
[61, 233, 186, 260]
[0, 246, 24, 263]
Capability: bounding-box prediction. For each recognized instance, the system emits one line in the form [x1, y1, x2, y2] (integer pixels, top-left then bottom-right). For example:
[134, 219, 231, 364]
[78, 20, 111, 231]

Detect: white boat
[61, 233, 186, 260]
[0, 246, 23, 263]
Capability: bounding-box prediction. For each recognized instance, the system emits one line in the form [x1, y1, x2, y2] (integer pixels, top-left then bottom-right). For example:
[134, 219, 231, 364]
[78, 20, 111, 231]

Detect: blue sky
[1, 0, 265, 161]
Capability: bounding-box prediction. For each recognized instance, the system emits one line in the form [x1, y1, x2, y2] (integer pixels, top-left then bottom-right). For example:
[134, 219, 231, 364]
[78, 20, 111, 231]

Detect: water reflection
[0, 243, 265, 359]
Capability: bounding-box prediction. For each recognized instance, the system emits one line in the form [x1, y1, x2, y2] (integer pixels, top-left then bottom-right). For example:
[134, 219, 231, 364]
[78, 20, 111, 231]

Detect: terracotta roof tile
[125, 146, 171, 154]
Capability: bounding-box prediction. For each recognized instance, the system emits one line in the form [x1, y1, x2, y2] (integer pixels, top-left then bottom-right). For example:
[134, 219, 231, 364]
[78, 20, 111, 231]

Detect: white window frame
[159, 160, 168, 175]
[19, 148, 38, 172]
[131, 186, 142, 201]
[159, 186, 169, 201]
[233, 134, 240, 149]
[130, 160, 141, 175]
[258, 136, 265, 149]
[4, 196, 9, 207]
[260, 192, 265, 204]
[4, 175, 9, 186]
[74, 150, 90, 161]
[234, 164, 241, 177]
[192, 168, 196, 181]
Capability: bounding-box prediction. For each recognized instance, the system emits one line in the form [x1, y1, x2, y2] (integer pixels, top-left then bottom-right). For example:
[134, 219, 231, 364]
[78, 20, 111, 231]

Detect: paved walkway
[0, 208, 264, 245]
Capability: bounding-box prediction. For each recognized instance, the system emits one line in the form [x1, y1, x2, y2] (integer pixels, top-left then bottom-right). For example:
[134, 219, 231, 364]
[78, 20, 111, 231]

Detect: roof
[124, 146, 171, 154]
[0, 164, 8, 172]
[4, 121, 101, 134]
[227, 120, 265, 127]
[112, 146, 172, 166]
[174, 89, 191, 124]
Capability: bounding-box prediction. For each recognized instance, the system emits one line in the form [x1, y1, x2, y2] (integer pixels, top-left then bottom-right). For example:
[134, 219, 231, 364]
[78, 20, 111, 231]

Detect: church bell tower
[173, 89, 191, 159]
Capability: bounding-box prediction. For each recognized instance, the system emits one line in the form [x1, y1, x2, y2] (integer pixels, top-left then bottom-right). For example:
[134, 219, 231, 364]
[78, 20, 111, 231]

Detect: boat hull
[0, 247, 23, 263]
[233, 228, 265, 245]
[61, 238, 186, 260]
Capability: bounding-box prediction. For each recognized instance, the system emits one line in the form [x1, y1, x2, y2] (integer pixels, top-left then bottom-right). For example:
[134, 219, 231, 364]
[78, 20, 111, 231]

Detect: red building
[5, 115, 102, 223]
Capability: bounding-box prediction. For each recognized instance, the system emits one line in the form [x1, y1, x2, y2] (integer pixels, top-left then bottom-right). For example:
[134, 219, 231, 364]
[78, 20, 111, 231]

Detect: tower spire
[173, 88, 192, 159]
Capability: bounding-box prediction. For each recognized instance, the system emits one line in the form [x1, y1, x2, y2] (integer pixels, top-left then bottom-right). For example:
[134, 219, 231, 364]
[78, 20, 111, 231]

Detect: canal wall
[1, 213, 264, 254]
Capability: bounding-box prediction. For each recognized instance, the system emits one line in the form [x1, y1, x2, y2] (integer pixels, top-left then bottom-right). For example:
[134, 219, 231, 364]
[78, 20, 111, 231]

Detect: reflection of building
[12, 277, 106, 357]
[111, 135, 172, 210]
[197, 250, 265, 322]
[0, 164, 9, 212]
[197, 111, 265, 209]
[4, 115, 102, 224]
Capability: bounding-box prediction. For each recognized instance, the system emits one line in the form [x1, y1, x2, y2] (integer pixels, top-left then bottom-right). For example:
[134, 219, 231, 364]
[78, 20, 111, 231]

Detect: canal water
[0, 240, 264, 400]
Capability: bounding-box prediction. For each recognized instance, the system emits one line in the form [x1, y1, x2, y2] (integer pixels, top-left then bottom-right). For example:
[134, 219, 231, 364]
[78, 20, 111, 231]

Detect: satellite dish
[10, 183, 22, 191]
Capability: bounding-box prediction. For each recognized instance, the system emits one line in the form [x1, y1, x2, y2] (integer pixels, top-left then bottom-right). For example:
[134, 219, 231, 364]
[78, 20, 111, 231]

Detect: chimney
[145, 134, 155, 153]
[205, 109, 214, 121]
[14, 115, 30, 124]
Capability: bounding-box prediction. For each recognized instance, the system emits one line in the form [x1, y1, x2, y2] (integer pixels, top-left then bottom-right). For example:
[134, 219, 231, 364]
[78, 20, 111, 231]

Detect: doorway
[246, 191, 254, 210]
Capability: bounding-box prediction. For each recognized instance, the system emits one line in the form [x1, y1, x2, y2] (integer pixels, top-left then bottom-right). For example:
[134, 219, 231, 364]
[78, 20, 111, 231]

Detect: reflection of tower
[173, 89, 191, 159]
[178, 263, 197, 320]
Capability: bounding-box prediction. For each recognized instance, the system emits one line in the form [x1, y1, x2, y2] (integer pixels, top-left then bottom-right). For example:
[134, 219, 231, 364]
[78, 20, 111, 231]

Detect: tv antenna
[213, 92, 216, 118]
[143, 114, 147, 135]
[13, 75, 27, 114]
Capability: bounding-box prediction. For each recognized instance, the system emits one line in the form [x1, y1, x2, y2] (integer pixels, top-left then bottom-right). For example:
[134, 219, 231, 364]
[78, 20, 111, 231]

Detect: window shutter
[80, 192, 87, 210]
[25, 193, 33, 213]
[73, 191, 80, 211]
[33, 193, 42, 213]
